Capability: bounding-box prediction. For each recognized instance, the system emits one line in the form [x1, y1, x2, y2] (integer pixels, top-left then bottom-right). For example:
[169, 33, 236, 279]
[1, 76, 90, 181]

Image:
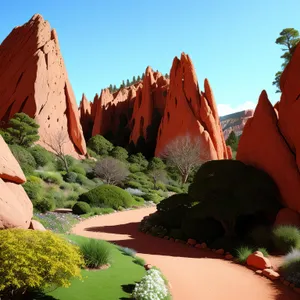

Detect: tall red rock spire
[0, 14, 86, 157]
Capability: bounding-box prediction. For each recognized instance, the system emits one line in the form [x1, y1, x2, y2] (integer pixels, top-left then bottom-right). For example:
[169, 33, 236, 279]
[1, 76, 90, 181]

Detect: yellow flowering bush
[0, 229, 84, 298]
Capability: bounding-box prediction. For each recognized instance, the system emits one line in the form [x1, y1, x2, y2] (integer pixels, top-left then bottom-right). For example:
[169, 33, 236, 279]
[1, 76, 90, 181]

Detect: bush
[141, 193, 161, 203]
[64, 200, 76, 209]
[87, 148, 98, 158]
[169, 228, 184, 240]
[55, 155, 76, 172]
[90, 207, 114, 216]
[248, 225, 274, 250]
[75, 174, 90, 185]
[119, 247, 137, 257]
[69, 165, 86, 176]
[34, 198, 55, 213]
[133, 257, 146, 267]
[129, 163, 141, 173]
[125, 187, 145, 196]
[37, 171, 63, 185]
[72, 202, 91, 215]
[66, 192, 79, 202]
[128, 153, 148, 170]
[64, 172, 78, 183]
[9, 144, 37, 175]
[110, 146, 128, 161]
[132, 269, 169, 300]
[87, 135, 113, 156]
[273, 226, 300, 253]
[280, 249, 300, 288]
[23, 181, 43, 202]
[29, 145, 53, 167]
[126, 180, 142, 189]
[258, 247, 269, 257]
[79, 184, 134, 210]
[79, 239, 112, 268]
[235, 246, 253, 264]
[166, 185, 183, 194]
[0, 229, 83, 297]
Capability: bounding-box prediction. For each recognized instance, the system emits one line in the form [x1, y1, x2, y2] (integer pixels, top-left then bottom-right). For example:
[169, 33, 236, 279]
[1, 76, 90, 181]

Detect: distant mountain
[220, 110, 254, 140]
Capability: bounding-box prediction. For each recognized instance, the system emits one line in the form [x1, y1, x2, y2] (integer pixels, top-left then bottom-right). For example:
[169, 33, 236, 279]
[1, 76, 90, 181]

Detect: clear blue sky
[1, 0, 300, 115]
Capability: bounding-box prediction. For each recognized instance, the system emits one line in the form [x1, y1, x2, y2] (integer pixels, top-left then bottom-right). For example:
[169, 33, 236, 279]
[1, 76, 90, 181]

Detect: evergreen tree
[142, 73, 145, 79]
[137, 75, 141, 81]
[3, 113, 40, 147]
[165, 73, 169, 79]
[132, 76, 136, 84]
[226, 131, 238, 152]
[108, 84, 113, 92]
[113, 84, 117, 92]
[126, 79, 130, 87]
[273, 28, 300, 92]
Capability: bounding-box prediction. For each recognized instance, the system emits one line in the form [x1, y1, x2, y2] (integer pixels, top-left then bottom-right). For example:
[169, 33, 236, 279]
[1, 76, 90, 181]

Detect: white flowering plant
[132, 268, 170, 300]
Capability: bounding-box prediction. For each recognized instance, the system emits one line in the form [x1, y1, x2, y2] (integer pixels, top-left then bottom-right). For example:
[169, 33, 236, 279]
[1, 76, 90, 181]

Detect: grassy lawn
[45, 235, 146, 300]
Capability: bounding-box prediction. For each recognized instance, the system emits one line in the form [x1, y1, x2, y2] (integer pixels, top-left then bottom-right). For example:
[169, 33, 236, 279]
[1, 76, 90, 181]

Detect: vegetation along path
[72, 207, 298, 300]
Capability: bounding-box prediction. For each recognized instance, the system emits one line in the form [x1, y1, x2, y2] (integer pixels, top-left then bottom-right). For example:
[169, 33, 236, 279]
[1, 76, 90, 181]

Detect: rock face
[0, 14, 86, 158]
[79, 93, 93, 141]
[237, 43, 300, 216]
[155, 53, 231, 159]
[0, 136, 33, 229]
[220, 110, 254, 140]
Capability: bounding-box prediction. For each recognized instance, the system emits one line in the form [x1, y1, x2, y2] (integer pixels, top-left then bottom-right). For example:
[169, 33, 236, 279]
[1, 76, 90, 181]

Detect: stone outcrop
[220, 110, 254, 140]
[246, 251, 272, 270]
[79, 93, 93, 140]
[237, 42, 300, 216]
[155, 53, 231, 159]
[0, 136, 33, 229]
[0, 14, 86, 158]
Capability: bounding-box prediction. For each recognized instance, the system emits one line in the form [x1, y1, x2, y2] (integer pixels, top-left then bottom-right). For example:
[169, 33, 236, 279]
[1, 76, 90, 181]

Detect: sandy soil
[72, 207, 298, 300]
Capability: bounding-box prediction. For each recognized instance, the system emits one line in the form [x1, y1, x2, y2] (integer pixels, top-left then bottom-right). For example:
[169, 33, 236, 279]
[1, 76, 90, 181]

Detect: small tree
[126, 79, 130, 87]
[94, 157, 129, 185]
[132, 76, 136, 84]
[161, 135, 209, 184]
[137, 75, 141, 81]
[226, 131, 238, 152]
[148, 169, 167, 190]
[113, 85, 117, 92]
[43, 131, 70, 172]
[3, 113, 40, 147]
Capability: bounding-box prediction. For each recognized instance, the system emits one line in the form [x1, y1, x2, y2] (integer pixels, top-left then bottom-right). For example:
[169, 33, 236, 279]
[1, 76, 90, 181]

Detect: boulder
[215, 249, 225, 255]
[246, 251, 272, 270]
[0, 14, 86, 158]
[187, 238, 197, 246]
[262, 268, 280, 281]
[29, 220, 46, 231]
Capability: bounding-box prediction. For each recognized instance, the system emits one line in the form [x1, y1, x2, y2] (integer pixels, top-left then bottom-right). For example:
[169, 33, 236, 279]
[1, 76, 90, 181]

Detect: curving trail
[72, 207, 298, 300]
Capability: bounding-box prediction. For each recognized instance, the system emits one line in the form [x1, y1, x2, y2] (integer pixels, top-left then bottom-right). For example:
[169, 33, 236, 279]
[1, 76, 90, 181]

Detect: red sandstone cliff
[237, 42, 300, 217]
[155, 53, 231, 160]
[0, 14, 86, 158]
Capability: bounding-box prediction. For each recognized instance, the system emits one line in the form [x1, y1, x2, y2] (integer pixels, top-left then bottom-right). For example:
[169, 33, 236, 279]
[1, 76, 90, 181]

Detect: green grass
[235, 246, 253, 264]
[46, 235, 146, 300]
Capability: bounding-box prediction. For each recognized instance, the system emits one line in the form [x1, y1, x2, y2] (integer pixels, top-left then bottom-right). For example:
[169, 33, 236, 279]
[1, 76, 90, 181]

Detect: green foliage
[3, 113, 40, 147]
[280, 249, 300, 287]
[72, 202, 91, 215]
[0, 229, 83, 298]
[272, 226, 300, 254]
[110, 146, 128, 161]
[29, 145, 53, 167]
[87, 135, 113, 156]
[141, 193, 162, 203]
[226, 131, 238, 152]
[148, 157, 165, 171]
[9, 144, 36, 175]
[56, 155, 76, 171]
[126, 180, 142, 189]
[66, 192, 79, 202]
[133, 257, 146, 267]
[248, 225, 274, 250]
[64, 172, 78, 183]
[165, 185, 183, 194]
[235, 246, 253, 264]
[37, 171, 63, 185]
[273, 28, 300, 92]
[129, 163, 142, 173]
[188, 160, 281, 236]
[128, 153, 148, 170]
[87, 148, 98, 158]
[258, 247, 269, 257]
[79, 184, 134, 209]
[23, 181, 44, 202]
[79, 238, 112, 269]
[63, 200, 76, 209]
[69, 165, 86, 176]
[75, 174, 91, 186]
[34, 198, 55, 213]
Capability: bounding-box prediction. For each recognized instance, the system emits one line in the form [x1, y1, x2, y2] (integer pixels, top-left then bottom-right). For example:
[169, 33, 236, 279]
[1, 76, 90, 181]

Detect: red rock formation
[0, 136, 33, 229]
[275, 208, 300, 228]
[237, 91, 300, 212]
[155, 53, 230, 160]
[0, 14, 86, 158]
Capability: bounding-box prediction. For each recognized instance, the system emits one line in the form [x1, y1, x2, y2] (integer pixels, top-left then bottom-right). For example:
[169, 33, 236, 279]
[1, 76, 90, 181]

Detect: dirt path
[72, 207, 298, 300]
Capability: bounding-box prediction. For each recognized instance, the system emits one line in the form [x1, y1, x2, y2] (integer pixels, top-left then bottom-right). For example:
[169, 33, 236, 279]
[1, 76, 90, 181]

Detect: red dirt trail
[72, 207, 298, 300]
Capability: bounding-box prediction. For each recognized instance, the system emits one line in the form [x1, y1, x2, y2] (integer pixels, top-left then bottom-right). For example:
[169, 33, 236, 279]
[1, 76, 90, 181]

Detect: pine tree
[126, 79, 130, 87]
[165, 73, 169, 79]
[113, 85, 117, 92]
[142, 73, 145, 79]
[132, 76, 136, 84]
[226, 131, 238, 152]
[137, 75, 141, 81]
[108, 84, 113, 92]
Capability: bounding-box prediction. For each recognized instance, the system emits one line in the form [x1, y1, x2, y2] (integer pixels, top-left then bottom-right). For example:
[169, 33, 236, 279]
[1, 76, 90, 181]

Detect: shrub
[141, 193, 161, 203]
[132, 268, 169, 300]
[79, 184, 134, 210]
[64, 200, 76, 209]
[125, 187, 145, 196]
[169, 228, 184, 240]
[258, 247, 269, 257]
[34, 198, 55, 213]
[75, 174, 90, 185]
[235, 246, 253, 264]
[129, 163, 141, 173]
[0, 229, 83, 297]
[79, 239, 112, 268]
[87, 148, 98, 158]
[69, 165, 86, 176]
[23, 181, 43, 202]
[55, 155, 76, 171]
[87, 135, 113, 156]
[156, 182, 167, 191]
[64, 172, 78, 183]
[273, 226, 300, 253]
[38, 171, 63, 185]
[59, 182, 72, 190]
[249, 225, 274, 250]
[110, 146, 128, 161]
[133, 257, 146, 267]
[9, 144, 37, 175]
[72, 202, 91, 215]
[128, 153, 148, 170]
[119, 247, 137, 257]
[29, 145, 53, 167]
[66, 192, 79, 202]
[126, 180, 142, 189]
[166, 185, 183, 194]
[280, 249, 300, 288]
[91, 207, 114, 215]
[27, 175, 43, 184]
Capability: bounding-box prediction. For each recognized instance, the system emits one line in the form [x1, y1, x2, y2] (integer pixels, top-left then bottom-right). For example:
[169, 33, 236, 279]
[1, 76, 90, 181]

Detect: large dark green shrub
[64, 172, 78, 183]
[128, 153, 148, 170]
[72, 202, 91, 215]
[34, 198, 55, 213]
[110, 146, 128, 161]
[69, 165, 86, 176]
[29, 145, 54, 167]
[273, 226, 300, 254]
[188, 160, 281, 237]
[23, 181, 43, 202]
[141, 193, 161, 203]
[79, 184, 134, 209]
[9, 144, 37, 175]
[87, 135, 113, 156]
